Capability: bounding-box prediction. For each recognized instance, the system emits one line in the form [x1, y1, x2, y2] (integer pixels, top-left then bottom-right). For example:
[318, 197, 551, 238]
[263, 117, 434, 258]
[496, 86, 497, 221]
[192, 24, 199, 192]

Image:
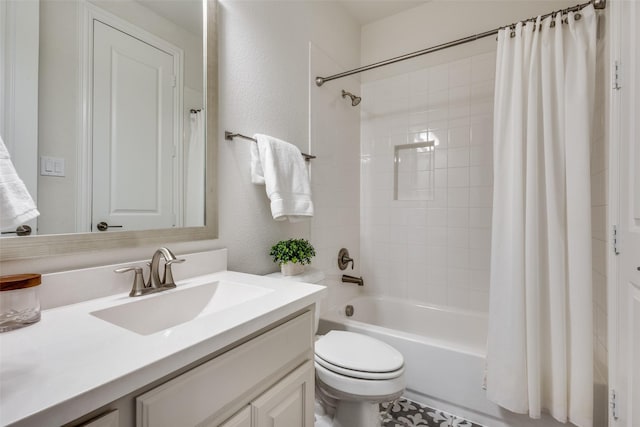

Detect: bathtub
[318, 295, 584, 427]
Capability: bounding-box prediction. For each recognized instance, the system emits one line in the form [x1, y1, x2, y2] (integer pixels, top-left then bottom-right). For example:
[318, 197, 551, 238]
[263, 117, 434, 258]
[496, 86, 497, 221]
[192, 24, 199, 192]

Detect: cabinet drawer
[136, 311, 312, 427]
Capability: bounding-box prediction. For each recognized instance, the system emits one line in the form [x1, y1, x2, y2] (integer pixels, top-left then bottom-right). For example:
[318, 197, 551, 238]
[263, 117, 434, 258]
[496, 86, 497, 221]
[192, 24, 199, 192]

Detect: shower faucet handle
[338, 248, 354, 270]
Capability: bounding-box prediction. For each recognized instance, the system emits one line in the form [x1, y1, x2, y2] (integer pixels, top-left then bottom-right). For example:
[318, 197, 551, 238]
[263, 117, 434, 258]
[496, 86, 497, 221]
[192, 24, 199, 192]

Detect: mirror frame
[0, 0, 218, 261]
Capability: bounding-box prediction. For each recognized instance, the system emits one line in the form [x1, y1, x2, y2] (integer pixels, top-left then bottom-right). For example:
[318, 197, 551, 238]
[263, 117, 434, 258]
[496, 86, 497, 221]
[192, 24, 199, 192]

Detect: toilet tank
[266, 267, 325, 332]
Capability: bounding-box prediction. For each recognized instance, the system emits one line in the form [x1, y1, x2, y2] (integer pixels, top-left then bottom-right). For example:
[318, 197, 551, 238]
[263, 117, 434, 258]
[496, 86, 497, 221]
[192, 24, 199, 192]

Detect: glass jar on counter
[0, 274, 41, 332]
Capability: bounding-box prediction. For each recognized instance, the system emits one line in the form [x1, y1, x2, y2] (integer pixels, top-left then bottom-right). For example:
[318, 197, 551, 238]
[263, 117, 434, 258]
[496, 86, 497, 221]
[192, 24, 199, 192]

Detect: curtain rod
[224, 131, 317, 161]
[315, 0, 606, 87]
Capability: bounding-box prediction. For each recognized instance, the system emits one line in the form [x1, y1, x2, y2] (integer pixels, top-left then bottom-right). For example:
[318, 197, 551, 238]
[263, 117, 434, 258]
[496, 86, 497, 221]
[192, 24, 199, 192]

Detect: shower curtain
[185, 110, 205, 226]
[486, 5, 596, 427]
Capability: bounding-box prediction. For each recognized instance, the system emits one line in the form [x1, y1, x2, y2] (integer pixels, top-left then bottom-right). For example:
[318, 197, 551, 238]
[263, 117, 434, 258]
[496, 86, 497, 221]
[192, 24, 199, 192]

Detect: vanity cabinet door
[219, 407, 251, 427]
[252, 361, 314, 427]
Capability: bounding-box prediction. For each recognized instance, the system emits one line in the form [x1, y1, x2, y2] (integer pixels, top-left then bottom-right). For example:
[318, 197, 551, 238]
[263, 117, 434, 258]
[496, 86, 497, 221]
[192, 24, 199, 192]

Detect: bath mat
[380, 398, 484, 427]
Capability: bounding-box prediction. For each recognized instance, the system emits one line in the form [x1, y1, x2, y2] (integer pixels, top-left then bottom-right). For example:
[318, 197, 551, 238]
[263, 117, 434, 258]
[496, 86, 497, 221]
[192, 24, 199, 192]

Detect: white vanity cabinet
[135, 310, 314, 427]
[220, 361, 314, 427]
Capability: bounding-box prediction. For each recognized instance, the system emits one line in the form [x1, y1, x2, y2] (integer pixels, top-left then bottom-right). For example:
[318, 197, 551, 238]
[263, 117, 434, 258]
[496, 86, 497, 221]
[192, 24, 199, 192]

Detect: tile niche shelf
[394, 141, 436, 201]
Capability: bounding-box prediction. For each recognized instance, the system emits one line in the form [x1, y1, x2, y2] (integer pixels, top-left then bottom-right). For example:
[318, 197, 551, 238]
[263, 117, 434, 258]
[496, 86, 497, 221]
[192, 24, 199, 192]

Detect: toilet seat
[314, 354, 404, 380]
[314, 361, 406, 401]
[315, 331, 404, 375]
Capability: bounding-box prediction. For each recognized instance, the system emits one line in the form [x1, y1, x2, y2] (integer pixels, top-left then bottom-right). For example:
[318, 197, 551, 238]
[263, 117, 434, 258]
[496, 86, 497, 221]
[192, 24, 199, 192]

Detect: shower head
[342, 90, 362, 107]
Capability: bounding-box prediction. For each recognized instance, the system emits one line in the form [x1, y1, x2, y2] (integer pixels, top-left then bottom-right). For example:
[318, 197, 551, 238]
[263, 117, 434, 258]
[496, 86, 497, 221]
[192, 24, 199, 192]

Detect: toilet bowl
[315, 330, 405, 427]
[266, 268, 406, 427]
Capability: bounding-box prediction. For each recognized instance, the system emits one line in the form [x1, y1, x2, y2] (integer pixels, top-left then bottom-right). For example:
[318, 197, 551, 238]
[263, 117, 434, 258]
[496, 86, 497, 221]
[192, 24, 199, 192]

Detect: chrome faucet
[149, 247, 185, 289]
[115, 247, 185, 297]
[341, 274, 364, 286]
[115, 266, 156, 297]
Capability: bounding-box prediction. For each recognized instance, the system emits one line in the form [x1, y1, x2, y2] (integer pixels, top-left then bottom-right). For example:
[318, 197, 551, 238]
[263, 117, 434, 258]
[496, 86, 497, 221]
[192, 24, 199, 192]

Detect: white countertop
[0, 270, 325, 427]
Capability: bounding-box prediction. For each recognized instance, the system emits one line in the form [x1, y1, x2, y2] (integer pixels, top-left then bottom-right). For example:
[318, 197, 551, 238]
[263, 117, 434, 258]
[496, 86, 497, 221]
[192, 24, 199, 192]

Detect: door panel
[614, 0, 640, 425]
[252, 361, 314, 427]
[92, 20, 175, 232]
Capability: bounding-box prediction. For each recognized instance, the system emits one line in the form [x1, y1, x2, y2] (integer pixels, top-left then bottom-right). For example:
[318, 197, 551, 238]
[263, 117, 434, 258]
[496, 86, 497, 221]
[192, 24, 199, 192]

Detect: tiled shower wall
[360, 52, 495, 312]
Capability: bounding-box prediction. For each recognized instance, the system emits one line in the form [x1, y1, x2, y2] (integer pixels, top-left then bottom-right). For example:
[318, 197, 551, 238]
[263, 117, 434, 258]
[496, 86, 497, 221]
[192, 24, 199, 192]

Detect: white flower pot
[281, 262, 304, 276]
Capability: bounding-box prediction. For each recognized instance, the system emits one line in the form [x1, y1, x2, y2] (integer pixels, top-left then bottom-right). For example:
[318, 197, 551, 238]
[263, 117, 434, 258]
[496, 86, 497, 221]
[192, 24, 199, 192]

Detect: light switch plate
[40, 156, 65, 177]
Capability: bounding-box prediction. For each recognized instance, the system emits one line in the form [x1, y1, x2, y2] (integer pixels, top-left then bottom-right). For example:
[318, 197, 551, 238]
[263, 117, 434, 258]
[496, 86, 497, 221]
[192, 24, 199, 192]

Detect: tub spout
[342, 274, 364, 286]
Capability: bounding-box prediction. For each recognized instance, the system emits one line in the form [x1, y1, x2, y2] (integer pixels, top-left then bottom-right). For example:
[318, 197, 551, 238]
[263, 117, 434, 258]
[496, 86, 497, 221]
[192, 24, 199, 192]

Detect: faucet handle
[338, 248, 354, 270]
[162, 258, 186, 289]
[115, 266, 151, 297]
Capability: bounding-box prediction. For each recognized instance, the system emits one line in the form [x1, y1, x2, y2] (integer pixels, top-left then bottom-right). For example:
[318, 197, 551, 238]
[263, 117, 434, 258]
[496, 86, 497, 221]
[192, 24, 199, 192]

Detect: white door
[611, 0, 640, 425]
[92, 20, 175, 232]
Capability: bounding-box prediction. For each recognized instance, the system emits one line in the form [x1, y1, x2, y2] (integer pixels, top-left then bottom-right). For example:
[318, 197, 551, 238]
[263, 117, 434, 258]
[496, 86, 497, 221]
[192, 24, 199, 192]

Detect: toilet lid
[315, 331, 404, 373]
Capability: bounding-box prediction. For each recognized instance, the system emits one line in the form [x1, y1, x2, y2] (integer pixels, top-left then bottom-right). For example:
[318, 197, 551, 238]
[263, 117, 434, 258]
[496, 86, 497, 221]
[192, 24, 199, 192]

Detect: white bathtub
[318, 296, 586, 427]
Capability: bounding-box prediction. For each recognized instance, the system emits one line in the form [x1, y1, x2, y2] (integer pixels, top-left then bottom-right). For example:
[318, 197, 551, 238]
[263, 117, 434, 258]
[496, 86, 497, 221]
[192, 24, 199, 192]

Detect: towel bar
[225, 131, 316, 161]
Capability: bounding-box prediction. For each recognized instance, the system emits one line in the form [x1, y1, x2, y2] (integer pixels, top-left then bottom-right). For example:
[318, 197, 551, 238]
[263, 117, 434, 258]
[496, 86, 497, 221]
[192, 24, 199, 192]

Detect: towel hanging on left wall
[250, 134, 314, 222]
[0, 136, 39, 230]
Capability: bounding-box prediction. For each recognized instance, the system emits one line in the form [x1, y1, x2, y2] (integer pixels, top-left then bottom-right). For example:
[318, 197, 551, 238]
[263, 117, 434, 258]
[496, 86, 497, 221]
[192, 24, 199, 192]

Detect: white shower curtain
[185, 110, 205, 226]
[486, 5, 596, 427]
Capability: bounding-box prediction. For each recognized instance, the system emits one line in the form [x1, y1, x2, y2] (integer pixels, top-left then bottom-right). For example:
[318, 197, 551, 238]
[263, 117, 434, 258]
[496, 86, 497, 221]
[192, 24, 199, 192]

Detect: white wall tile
[469, 186, 493, 207]
[472, 52, 496, 82]
[447, 167, 470, 187]
[429, 64, 449, 91]
[467, 290, 490, 312]
[435, 147, 448, 169]
[469, 207, 492, 228]
[361, 53, 498, 314]
[427, 227, 448, 247]
[448, 126, 471, 147]
[409, 68, 430, 92]
[447, 207, 469, 227]
[447, 227, 469, 248]
[449, 58, 471, 88]
[469, 248, 491, 270]
[426, 285, 448, 306]
[470, 144, 493, 166]
[469, 228, 492, 249]
[447, 187, 469, 207]
[406, 226, 429, 244]
[447, 286, 470, 308]
[469, 165, 493, 187]
[448, 147, 470, 168]
[427, 208, 448, 227]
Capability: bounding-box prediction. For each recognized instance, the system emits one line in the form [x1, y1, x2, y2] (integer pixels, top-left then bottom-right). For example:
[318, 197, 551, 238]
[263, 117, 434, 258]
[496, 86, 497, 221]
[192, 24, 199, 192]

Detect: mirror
[0, 0, 217, 260]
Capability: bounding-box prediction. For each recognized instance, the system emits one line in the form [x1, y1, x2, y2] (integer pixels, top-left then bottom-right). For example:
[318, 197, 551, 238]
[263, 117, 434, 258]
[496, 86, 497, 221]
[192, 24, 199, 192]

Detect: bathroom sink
[91, 280, 273, 335]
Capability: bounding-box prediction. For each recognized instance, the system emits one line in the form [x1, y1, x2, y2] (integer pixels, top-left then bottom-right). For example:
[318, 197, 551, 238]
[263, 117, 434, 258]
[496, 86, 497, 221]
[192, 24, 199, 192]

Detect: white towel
[250, 134, 314, 222]
[0, 136, 40, 229]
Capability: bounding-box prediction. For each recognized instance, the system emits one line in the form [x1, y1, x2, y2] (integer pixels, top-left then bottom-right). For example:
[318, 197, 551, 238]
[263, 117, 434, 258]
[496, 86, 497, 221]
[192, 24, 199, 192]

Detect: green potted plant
[270, 238, 316, 276]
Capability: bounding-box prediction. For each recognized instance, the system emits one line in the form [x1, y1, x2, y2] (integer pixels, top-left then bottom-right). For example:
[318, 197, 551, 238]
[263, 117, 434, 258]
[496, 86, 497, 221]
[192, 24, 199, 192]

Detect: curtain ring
[550, 20, 556, 28]
[575, 12, 582, 20]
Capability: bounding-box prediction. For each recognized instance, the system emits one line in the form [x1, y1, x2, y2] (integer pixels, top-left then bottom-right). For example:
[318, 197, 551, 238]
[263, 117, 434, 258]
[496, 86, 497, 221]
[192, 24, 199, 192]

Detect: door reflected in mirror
[1, 0, 206, 236]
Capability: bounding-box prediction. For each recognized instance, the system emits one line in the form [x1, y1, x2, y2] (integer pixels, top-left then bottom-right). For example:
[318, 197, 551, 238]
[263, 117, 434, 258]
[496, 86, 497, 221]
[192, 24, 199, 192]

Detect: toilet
[267, 268, 405, 427]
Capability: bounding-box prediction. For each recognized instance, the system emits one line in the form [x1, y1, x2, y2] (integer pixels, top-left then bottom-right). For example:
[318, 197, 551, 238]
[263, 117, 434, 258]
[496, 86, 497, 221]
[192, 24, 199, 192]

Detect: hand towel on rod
[0, 136, 40, 229]
[250, 134, 314, 222]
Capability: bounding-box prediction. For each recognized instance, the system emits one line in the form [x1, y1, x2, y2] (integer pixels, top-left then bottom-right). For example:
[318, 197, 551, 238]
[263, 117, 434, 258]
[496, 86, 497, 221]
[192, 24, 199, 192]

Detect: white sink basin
[91, 280, 273, 335]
